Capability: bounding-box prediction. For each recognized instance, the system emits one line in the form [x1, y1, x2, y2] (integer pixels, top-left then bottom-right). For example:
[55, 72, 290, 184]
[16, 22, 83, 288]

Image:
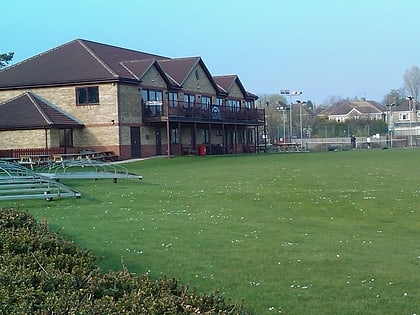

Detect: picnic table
[270, 143, 302, 152]
[19, 154, 51, 169]
[53, 151, 116, 162]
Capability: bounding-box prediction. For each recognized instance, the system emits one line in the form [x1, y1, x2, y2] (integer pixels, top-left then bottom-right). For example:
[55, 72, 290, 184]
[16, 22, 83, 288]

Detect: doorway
[130, 127, 141, 158]
[155, 127, 162, 155]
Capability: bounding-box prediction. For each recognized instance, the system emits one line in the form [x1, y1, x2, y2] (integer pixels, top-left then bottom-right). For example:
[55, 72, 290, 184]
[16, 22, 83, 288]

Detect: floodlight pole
[280, 90, 302, 143]
[387, 103, 395, 148]
[407, 96, 413, 147]
[276, 102, 287, 143]
[297, 100, 306, 148]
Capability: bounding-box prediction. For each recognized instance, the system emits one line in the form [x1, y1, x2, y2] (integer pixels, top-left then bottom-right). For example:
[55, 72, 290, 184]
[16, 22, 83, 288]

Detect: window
[142, 89, 163, 103]
[183, 94, 195, 108]
[245, 100, 252, 109]
[238, 130, 244, 143]
[59, 129, 73, 147]
[216, 98, 223, 106]
[227, 99, 240, 112]
[142, 89, 163, 116]
[201, 96, 211, 111]
[202, 128, 210, 144]
[76, 86, 99, 105]
[171, 128, 179, 144]
[399, 113, 410, 121]
[168, 92, 178, 108]
[247, 129, 254, 143]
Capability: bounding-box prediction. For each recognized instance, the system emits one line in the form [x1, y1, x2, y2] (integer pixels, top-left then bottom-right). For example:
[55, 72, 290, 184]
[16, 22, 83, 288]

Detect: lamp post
[276, 102, 288, 143]
[296, 100, 306, 148]
[280, 90, 302, 142]
[407, 96, 414, 147]
[387, 103, 395, 148]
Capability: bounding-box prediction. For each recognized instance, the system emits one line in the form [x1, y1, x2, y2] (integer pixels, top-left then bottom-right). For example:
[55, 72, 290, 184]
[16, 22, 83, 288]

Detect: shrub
[0, 208, 251, 314]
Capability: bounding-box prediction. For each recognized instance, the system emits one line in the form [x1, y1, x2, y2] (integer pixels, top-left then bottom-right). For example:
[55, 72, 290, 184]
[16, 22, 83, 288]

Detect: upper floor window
[76, 86, 99, 105]
[216, 98, 223, 106]
[142, 89, 163, 116]
[142, 89, 163, 103]
[227, 99, 240, 112]
[399, 113, 410, 121]
[168, 92, 178, 108]
[201, 96, 211, 111]
[183, 94, 195, 108]
[245, 100, 253, 109]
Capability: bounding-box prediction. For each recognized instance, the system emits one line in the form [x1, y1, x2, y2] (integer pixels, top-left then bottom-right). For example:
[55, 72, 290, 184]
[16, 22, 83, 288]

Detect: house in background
[319, 99, 386, 122]
[387, 98, 419, 141]
[0, 39, 262, 160]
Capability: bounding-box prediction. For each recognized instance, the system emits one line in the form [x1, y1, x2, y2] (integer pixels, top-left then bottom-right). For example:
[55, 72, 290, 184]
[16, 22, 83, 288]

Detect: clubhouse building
[0, 39, 263, 160]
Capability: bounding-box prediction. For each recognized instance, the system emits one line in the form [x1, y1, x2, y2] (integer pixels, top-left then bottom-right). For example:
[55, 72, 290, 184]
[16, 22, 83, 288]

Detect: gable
[228, 80, 245, 99]
[213, 75, 247, 98]
[181, 63, 217, 94]
[158, 57, 200, 86]
[141, 63, 168, 88]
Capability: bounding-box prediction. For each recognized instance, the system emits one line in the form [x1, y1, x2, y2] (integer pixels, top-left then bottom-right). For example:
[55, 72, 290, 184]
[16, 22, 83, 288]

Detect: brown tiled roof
[0, 39, 256, 98]
[0, 39, 168, 89]
[393, 99, 419, 111]
[325, 100, 386, 116]
[157, 57, 220, 93]
[213, 75, 236, 92]
[158, 57, 200, 86]
[120, 58, 177, 87]
[213, 75, 250, 99]
[0, 92, 83, 131]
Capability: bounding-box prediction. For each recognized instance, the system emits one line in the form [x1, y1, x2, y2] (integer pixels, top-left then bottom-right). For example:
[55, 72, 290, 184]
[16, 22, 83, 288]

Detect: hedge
[0, 209, 252, 314]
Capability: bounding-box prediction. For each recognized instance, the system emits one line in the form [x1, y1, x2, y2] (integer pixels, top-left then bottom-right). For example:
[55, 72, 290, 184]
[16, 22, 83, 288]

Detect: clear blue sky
[2, 0, 419, 105]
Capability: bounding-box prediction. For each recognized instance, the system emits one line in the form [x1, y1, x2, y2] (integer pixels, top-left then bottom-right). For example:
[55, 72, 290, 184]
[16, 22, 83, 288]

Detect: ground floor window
[237, 129, 244, 143]
[247, 129, 254, 143]
[202, 129, 210, 144]
[59, 129, 73, 147]
[171, 128, 179, 144]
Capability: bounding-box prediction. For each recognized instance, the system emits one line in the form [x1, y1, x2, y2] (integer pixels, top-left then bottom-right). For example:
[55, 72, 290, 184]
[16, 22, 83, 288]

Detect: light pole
[280, 90, 302, 142]
[387, 103, 395, 148]
[296, 100, 306, 148]
[276, 102, 288, 143]
[407, 96, 414, 147]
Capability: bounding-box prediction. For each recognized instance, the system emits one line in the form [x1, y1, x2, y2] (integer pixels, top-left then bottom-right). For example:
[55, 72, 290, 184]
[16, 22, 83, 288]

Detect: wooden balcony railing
[143, 101, 264, 124]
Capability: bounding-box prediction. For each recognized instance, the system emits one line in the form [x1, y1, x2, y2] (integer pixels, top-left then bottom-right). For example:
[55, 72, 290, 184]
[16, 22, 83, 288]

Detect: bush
[0, 209, 252, 314]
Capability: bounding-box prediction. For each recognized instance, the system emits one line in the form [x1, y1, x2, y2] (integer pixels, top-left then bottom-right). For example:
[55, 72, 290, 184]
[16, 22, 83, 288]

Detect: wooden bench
[181, 145, 195, 155]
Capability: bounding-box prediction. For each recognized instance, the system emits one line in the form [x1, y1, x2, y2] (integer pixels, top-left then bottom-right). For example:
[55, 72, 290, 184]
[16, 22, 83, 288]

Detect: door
[155, 127, 162, 155]
[130, 127, 141, 158]
[225, 129, 235, 153]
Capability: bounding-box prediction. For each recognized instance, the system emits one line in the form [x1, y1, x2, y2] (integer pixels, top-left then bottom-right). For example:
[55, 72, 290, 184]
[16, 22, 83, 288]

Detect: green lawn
[4, 149, 420, 314]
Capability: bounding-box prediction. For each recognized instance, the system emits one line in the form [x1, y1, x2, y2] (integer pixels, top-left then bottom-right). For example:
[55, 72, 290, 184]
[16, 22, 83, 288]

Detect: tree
[403, 65, 420, 101]
[382, 88, 405, 105]
[0, 52, 14, 68]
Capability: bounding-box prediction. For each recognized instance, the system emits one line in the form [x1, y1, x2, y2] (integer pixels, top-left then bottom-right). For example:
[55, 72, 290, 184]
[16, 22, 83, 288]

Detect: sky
[2, 0, 420, 105]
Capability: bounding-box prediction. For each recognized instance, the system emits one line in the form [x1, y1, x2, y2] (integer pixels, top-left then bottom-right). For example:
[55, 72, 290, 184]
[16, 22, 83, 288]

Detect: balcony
[143, 101, 264, 125]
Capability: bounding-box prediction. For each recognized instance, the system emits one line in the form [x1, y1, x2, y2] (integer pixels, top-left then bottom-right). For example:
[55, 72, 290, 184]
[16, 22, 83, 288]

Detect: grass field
[3, 149, 420, 314]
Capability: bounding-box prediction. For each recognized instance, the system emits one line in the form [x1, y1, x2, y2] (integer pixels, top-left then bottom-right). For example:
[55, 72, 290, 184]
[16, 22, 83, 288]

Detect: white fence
[303, 136, 407, 151]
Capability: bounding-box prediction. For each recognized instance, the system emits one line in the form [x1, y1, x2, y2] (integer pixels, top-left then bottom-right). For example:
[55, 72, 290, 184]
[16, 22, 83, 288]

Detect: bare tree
[382, 88, 405, 105]
[403, 65, 420, 101]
